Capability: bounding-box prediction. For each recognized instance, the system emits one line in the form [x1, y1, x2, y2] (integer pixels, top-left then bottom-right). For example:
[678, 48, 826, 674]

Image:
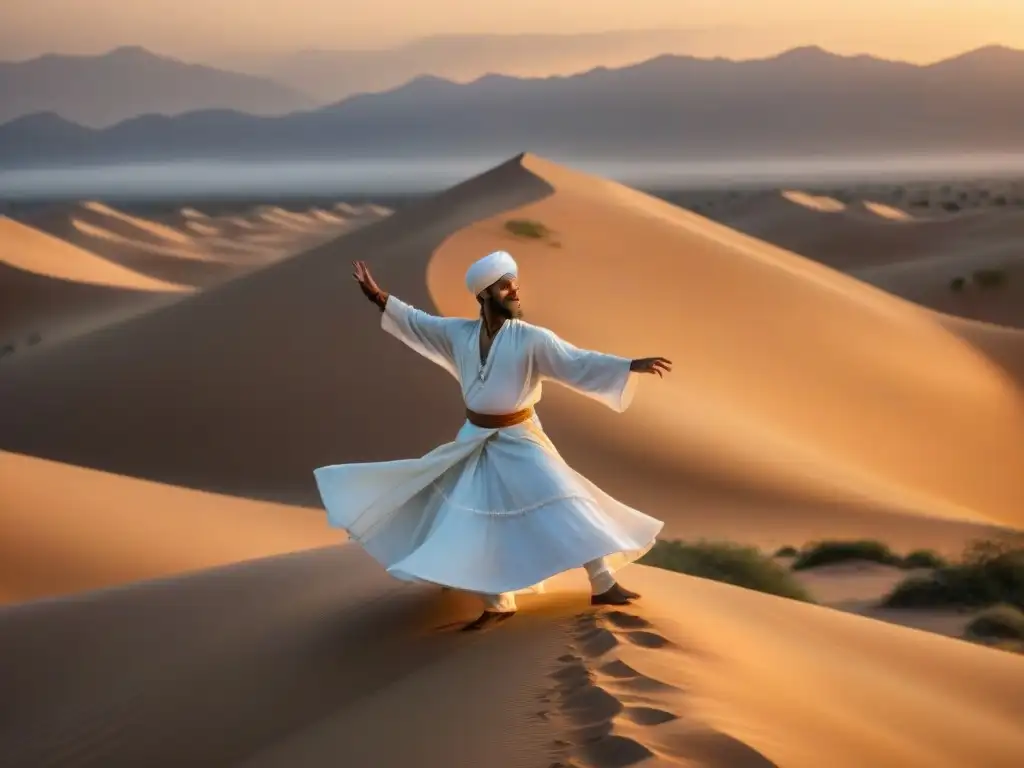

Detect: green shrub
[901, 549, 947, 569]
[949, 276, 966, 291]
[965, 604, 1024, 641]
[791, 540, 902, 570]
[504, 219, 549, 239]
[640, 539, 813, 602]
[882, 538, 1024, 610]
[774, 545, 799, 557]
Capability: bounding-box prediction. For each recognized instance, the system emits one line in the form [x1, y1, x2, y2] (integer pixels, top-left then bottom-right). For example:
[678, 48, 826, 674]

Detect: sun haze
[2, 0, 1022, 62]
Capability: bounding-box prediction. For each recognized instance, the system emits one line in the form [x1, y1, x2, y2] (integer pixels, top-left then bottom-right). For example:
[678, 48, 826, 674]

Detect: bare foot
[591, 582, 639, 606]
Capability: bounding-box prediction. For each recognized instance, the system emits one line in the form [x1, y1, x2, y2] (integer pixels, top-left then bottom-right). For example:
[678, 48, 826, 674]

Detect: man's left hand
[630, 357, 672, 377]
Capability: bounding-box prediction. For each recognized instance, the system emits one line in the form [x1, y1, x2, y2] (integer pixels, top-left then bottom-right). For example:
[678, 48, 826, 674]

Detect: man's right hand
[353, 260, 388, 309]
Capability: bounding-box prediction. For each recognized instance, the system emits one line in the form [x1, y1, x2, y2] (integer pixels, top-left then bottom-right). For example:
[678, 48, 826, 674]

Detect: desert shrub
[949, 276, 966, 291]
[774, 545, 799, 557]
[972, 268, 1007, 288]
[993, 195, 1008, 206]
[901, 549, 946, 569]
[639, 539, 813, 602]
[791, 539, 902, 570]
[504, 219, 549, 239]
[26, 332, 41, 346]
[965, 604, 1024, 641]
[882, 537, 1024, 610]
[942, 201, 961, 212]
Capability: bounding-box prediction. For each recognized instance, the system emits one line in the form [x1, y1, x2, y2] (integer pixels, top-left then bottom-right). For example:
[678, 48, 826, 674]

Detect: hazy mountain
[217, 28, 756, 103]
[0, 46, 316, 127]
[2, 46, 1022, 168]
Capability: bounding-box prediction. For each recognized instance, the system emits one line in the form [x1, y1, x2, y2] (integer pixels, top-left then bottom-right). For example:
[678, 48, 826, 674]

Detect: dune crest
[429, 153, 1024, 532]
[81, 200, 195, 245]
[781, 189, 846, 212]
[0, 217, 184, 291]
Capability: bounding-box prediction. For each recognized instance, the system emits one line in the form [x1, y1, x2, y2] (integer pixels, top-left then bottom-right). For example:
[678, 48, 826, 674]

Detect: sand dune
[2, 153, 1024, 766]
[0, 217, 182, 291]
[2, 550, 1022, 767]
[0, 451, 339, 603]
[1, 200, 389, 358]
[2, 156, 1017, 567]
[430, 155, 1024, 532]
[712, 189, 1024, 270]
[81, 200, 196, 246]
[706, 189, 1024, 327]
[0, 217, 188, 352]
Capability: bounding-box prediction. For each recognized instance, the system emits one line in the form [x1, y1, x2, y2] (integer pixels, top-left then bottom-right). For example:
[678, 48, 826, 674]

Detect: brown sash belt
[465, 407, 535, 429]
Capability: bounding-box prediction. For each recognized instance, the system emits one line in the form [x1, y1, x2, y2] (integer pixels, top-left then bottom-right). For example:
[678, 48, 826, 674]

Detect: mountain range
[2, 45, 1021, 168]
[214, 28, 750, 103]
[0, 46, 315, 127]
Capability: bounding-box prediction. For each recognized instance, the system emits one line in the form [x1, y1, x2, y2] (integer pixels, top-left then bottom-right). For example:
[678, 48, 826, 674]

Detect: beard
[484, 292, 523, 320]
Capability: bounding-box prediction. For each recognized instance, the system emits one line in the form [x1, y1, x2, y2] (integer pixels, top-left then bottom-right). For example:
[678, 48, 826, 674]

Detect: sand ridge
[2, 552, 1023, 767]
[697, 187, 1024, 327]
[428, 154, 1024, 536]
[1, 200, 392, 358]
[0, 216, 184, 291]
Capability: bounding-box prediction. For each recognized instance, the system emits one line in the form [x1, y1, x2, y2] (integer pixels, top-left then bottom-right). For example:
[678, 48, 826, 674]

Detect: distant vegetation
[504, 218, 550, 239]
[902, 549, 947, 569]
[640, 539, 813, 602]
[0, 332, 42, 362]
[882, 537, 1024, 611]
[785, 539, 947, 571]
[971, 267, 1008, 288]
[792, 539, 903, 570]
[948, 267, 1008, 292]
[965, 604, 1024, 642]
[774, 545, 799, 557]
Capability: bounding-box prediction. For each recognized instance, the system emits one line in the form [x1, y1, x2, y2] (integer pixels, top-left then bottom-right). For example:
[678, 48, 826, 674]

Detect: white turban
[465, 250, 517, 297]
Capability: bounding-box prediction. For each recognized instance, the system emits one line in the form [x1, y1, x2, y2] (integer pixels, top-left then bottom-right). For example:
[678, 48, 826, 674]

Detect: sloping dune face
[428, 155, 1024, 534]
[0, 217, 184, 291]
[0, 217, 189, 352]
[713, 191, 1024, 328]
[0, 451, 340, 603]
[1, 548, 1022, 768]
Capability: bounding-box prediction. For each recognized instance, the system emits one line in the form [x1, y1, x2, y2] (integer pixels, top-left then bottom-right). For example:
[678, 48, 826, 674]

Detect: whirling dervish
[314, 250, 671, 631]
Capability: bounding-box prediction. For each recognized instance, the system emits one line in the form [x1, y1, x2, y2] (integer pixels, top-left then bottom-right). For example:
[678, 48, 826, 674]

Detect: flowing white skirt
[313, 415, 663, 595]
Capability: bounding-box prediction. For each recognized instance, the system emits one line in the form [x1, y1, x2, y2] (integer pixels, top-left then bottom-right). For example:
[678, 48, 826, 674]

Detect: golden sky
[2, 0, 1021, 62]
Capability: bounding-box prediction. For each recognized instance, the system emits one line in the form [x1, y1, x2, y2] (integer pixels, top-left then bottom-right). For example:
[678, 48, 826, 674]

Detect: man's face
[484, 275, 522, 319]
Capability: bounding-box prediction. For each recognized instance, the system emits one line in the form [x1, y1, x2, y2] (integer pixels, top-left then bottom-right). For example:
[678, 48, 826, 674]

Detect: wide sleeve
[530, 326, 637, 412]
[380, 296, 459, 380]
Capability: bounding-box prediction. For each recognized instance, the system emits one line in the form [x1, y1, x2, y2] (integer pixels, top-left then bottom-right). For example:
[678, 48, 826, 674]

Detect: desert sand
[681, 181, 1024, 329]
[1, 154, 1023, 767]
[0, 200, 392, 358]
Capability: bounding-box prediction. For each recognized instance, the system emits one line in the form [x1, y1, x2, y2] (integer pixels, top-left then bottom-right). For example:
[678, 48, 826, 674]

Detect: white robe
[313, 296, 664, 596]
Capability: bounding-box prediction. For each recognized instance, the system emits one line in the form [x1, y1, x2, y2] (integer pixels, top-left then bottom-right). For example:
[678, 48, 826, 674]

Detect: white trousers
[480, 556, 616, 613]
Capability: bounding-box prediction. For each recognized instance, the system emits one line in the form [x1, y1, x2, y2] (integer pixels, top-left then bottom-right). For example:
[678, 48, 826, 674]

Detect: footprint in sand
[540, 610, 691, 768]
[622, 630, 672, 649]
[601, 611, 654, 630]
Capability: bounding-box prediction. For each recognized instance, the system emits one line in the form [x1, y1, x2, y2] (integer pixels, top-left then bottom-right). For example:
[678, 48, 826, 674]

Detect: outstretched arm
[530, 327, 671, 413]
[353, 260, 389, 311]
[352, 260, 459, 379]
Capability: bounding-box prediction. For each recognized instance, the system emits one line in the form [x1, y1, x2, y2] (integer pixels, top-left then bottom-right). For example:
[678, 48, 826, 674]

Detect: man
[314, 250, 671, 631]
